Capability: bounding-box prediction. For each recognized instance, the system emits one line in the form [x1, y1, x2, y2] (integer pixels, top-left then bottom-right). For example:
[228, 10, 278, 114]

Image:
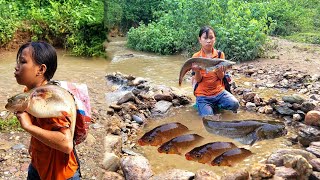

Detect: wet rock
[154, 94, 173, 102]
[11, 144, 26, 150]
[246, 102, 256, 110]
[274, 166, 298, 179]
[221, 169, 249, 180]
[306, 142, 320, 158]
[117, 92, 135, 105]
[298, 124, 320, 146]
[194, 169, 220, 180]
[131, 114, 144, 124]
[265, 105, 274, 114]
[305, 110, 320, 126]
[282, 94, 305, 104]
[150, 169, 194, 180]
[293, 114, 302, 121]
[103, 171, 124, 180]
[105, 134, 122, 155]
[175, 95, 192, 105]
[250, 164, 276, 179]
[84, 133, 96, 146]
[309, 158, 320, 171]
[243, 92, 256, 102]
[109, 104, 122, 111]
[282, 154, 313, 179]
[310, 171, 320, 180]
[274, 105, 295, 116]
[102, 152, 120, 172]
[120, 155, 153, 180]
[266, 149, 316, 166]
[151, 100, 173, 115]
[301, 102, 316, 113]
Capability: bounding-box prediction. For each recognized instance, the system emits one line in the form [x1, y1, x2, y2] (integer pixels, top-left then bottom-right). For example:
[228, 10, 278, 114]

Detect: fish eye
[195, 154, 202, 158]
[147, 137, 154, 142]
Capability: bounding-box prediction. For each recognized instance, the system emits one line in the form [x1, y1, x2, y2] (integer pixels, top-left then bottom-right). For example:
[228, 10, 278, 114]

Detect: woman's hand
[215, 65, 226, 79]
[191, 63, 201, 72]
[15, 111, 33, 130]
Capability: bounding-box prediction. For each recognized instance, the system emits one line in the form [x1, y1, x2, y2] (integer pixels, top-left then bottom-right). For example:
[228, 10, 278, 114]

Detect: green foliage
[0, 116, 22, 132]
[0, 0, 20, 45]
[128, 0, 269, 61]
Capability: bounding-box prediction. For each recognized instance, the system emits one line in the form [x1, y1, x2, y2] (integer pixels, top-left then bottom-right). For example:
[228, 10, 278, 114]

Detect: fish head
[5, 92, 30, 112]
[185, 151, 205, 162]
[138, 134, 156, 146]
[256, 123, 287, 140]
[158, 143, 179, 154]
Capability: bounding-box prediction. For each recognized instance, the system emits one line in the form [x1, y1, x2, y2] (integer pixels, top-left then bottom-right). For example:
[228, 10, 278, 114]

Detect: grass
[285, 31, 320, 44]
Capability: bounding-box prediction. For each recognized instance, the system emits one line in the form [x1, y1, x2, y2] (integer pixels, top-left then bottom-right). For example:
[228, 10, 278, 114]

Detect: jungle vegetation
[0, 0, 319, 61]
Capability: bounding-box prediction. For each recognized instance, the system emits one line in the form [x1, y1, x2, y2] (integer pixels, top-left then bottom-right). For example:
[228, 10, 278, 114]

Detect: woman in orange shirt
[192, 26, 239, 117]
[14, 42, 79, 180]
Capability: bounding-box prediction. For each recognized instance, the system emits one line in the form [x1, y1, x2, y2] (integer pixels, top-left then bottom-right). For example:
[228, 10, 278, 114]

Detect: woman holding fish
[191, 26, 239, 117]
[11, 42, 80, 180]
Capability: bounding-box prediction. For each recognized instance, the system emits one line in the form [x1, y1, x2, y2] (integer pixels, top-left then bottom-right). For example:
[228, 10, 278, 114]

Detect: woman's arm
[16, 112, 73, 154]
[215, 66, 226, 79]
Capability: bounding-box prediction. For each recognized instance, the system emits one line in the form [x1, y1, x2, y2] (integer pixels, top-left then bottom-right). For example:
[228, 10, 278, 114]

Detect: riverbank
[1, 36, 320, 179]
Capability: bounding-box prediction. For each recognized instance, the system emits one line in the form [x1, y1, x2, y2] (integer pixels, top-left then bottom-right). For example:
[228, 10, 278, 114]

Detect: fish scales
[185, 142, 238, 164]
[202, 115, 287, 145]
[138, 122, 189, 146]
[178, 57, 236, 85]
[158, 134, 204, 155]
[211, 148, 253, 167]
[5, 84, 77, 136]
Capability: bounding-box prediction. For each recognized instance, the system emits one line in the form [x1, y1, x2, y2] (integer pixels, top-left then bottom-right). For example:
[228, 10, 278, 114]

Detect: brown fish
[185, 142, 237, 164]
[138, 122, 189, 146]
[211, 148, 253, 167]
[178, 57, 236, 85]
[157, 134, 204, 155]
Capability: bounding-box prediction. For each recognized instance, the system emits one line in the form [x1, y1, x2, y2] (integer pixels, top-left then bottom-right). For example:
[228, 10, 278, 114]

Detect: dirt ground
[1, 37, 320, 179]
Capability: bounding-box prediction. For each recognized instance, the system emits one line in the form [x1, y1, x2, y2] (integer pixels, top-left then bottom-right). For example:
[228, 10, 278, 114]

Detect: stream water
[0, 38, 295, 176]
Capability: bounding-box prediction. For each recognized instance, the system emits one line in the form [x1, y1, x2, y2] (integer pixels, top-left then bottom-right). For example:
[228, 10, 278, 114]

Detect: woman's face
[198, 29, 215, 52]
[14, 47, 41, 87]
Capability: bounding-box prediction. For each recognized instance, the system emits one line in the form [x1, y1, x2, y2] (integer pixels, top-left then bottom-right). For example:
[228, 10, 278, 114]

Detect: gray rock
[266, 149, 317, 166]
[298, 124, 320, 146]
[117, 92, 135, 105]
[120, 155, 153, 180]
[104, 135, 122, 155]
[282, 94, 305, 104]
[194, 169, 220, 180]
[307, 142, 320, 158]
[102, 152, 120, 172]
[274, 166, 298, 179]
[150, 169, 194, 180]
[275, 105, 295, 115]
[310, 158, 320, 171]
[103, 171, 124, 180]
[151, 100, 173, 115]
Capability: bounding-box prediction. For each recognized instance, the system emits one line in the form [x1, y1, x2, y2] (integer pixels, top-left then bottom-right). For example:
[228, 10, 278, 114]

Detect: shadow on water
[0, 38, 295, 176]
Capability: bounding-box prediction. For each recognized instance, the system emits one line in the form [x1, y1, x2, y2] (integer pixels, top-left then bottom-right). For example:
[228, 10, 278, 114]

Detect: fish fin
[61, 111, 72, 123]
[32, 90, 53, 100]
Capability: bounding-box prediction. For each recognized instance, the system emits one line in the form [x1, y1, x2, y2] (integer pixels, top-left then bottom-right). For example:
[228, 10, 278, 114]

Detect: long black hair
[199, 26, 216, 38]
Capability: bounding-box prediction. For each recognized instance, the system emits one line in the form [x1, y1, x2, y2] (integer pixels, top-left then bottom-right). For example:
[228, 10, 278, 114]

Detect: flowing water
[0, 38, 295, 176]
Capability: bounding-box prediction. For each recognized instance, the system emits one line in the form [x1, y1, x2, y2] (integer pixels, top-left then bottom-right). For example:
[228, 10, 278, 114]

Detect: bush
[127, 0, 269, 62]
[0, 0, 20, 45]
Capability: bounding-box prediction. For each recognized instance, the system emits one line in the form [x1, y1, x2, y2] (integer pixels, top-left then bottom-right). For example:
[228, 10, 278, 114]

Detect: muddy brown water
[0, 38, 295, 176]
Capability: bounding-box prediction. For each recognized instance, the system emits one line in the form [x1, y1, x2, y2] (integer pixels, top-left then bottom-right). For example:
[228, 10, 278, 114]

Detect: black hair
[16, 42, 57, 81]
[198, 26, 216, 38]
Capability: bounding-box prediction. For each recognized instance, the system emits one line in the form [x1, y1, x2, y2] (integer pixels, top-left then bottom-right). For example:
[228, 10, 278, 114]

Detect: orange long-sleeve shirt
[192, 48, 225, 96]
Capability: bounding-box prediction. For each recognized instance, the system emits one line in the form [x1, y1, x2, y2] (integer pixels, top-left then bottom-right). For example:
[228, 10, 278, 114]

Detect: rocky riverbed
[1, 37, 320, 179]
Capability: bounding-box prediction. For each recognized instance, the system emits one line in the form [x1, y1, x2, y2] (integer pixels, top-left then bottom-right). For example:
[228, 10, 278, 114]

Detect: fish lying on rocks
[211, 148, 253, 167]
[157, 134, 204, 155]
[202, 115, 287, 145]
[5, 84, 76, 136]
[185, 142, 237, 164]
[178, 57, 236, 85]
[138, 122, 189, 146]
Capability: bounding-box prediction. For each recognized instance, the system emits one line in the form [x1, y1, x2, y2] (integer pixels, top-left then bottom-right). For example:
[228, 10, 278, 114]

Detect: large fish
[157, 134, 204, 155]
[185, 142, 237, 164]
[5, 84, 76, 136]
[211, 148, 253, 167]
[202, 115, 287, 145]
[178, 57, 236, 85]
[138, 122, 189, 146]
